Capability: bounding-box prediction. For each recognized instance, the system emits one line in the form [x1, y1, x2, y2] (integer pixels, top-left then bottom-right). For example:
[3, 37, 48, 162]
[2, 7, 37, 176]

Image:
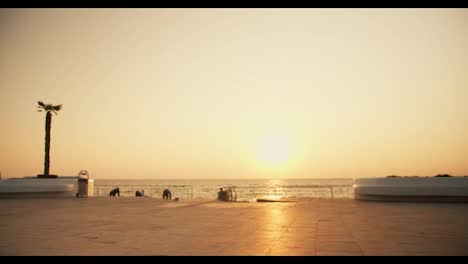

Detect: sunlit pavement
[0, 197, 467, 255]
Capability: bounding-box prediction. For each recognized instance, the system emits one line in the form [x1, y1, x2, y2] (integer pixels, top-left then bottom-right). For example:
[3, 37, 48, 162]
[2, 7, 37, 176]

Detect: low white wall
[0, 177, 94, 198]
[353, 177, 468, 199]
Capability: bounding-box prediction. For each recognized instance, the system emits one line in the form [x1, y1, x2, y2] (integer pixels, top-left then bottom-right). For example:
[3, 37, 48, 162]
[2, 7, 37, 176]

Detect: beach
[1, 197, 467, 256]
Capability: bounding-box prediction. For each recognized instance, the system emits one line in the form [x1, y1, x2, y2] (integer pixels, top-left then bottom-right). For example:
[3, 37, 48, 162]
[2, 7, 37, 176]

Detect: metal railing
[94, 184, 193, 199]
[232, 185, 352, 199]
[94, 184, 353, 199]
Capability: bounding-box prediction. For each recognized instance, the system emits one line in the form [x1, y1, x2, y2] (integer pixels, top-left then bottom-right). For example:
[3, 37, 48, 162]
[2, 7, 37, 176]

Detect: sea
[94, 178, 354, 201]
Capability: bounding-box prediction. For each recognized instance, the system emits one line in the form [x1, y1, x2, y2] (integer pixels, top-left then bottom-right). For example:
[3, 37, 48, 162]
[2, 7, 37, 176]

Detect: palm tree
[37, 101, 62, 178]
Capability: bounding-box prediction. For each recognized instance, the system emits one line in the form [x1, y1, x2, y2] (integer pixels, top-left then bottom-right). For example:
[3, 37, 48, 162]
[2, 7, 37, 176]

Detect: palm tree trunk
[44, 112, 51, 177]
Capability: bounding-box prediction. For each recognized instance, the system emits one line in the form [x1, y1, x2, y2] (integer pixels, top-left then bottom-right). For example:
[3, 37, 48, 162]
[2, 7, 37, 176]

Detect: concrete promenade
[1, 197, 467, 255]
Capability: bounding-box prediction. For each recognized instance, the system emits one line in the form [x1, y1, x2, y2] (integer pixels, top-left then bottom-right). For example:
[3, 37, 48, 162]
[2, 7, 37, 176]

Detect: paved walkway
[0, 198, 467, 255]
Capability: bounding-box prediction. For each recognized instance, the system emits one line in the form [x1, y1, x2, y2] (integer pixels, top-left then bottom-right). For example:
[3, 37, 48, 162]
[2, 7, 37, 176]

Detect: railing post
[330, 186, 334, 199]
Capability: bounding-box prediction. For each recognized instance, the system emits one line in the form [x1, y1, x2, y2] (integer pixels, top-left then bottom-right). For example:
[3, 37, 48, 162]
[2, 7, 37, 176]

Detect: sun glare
[259, 135, 290, 167]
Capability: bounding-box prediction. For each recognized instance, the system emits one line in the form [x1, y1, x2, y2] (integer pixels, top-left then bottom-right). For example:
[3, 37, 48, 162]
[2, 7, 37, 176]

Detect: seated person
[162, 189, 172, 200]
[218, 188, 228, 201]
[109, 188, 120, 197]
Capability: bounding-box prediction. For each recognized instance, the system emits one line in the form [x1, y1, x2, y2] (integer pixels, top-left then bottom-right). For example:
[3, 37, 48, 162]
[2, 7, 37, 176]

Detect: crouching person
[162, 189, 171, 200]
[109, 188, 120, 197]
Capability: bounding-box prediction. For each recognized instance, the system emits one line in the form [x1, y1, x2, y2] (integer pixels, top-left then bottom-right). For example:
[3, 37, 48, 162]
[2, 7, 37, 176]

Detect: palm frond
[36, 102, 63, 113]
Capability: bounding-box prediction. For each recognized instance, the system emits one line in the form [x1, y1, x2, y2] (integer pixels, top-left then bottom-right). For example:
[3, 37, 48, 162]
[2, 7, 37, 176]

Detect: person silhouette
[163, 189, 171, 200]
[218, 188, 227, 201]
[110, 188, 120, 197]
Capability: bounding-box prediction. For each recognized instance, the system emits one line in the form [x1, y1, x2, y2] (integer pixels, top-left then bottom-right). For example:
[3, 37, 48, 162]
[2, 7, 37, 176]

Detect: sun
[259, 135, 290, 167]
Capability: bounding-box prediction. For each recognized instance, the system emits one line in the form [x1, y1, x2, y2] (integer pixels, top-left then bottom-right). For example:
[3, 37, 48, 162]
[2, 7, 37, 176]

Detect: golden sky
[1, 8, 467, 179]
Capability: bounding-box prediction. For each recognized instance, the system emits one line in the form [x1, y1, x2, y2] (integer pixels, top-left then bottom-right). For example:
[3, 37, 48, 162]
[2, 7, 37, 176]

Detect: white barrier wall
[353, 177, 468, 201]
[0, 177, 94, 198]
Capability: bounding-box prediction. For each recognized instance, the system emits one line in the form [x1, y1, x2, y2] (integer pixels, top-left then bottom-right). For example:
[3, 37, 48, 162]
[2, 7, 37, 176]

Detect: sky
[1, 8, 467, 179]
